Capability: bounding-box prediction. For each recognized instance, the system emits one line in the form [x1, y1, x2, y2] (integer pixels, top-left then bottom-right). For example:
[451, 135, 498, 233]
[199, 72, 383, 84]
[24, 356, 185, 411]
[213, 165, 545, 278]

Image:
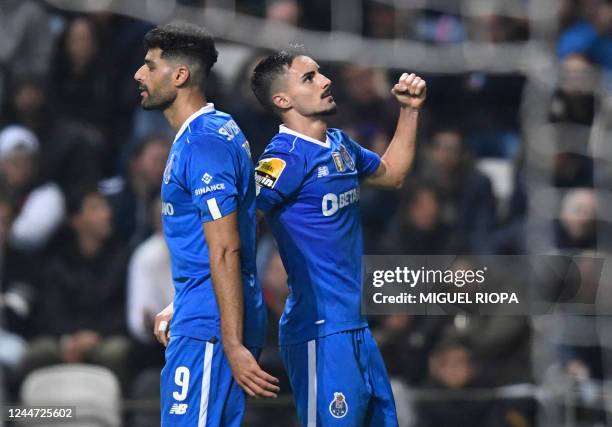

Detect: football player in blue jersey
[134, 23, 279, 426]
[251, 51, 426, 426]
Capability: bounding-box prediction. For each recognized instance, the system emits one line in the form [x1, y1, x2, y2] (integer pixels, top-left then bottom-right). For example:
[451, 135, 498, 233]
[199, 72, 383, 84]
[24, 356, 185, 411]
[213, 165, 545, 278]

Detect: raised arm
[204, 212, 279, 398]
[364, 73, 426, 189]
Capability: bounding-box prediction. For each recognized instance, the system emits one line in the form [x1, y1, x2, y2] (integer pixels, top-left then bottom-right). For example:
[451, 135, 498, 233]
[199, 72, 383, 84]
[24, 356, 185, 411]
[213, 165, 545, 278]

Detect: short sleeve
[344, 134, 381, 179]
[255, 148, 305, 213]
[186, 137, 238, 222]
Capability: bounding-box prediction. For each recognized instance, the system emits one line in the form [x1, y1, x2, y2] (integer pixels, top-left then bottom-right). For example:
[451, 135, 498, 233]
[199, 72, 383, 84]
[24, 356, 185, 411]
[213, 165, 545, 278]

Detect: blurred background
[0, 0, 612, 426]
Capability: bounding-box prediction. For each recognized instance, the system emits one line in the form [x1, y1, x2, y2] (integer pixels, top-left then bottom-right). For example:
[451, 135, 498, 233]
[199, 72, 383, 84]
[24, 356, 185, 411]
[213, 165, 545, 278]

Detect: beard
[307, 103, 338, 118]
[141, 90, 176, 111]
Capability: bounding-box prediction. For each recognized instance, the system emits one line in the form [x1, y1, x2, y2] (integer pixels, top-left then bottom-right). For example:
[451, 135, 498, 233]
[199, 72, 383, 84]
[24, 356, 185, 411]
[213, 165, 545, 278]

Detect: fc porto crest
[339, 144, 355, 171]
[331, 152, 345, 172]
[163, 153, 176, 184]
[329, 392, 348, 419]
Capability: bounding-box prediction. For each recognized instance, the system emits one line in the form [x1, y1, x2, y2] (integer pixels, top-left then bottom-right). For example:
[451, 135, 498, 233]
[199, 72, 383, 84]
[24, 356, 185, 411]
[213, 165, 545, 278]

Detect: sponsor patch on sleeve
[255, 157, 286, 190]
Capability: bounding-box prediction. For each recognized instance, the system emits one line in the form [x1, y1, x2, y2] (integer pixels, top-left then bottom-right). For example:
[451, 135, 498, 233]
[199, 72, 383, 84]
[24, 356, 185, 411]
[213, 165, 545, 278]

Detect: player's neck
[164, 90, 207, 133]
[283, 115, 328, 143]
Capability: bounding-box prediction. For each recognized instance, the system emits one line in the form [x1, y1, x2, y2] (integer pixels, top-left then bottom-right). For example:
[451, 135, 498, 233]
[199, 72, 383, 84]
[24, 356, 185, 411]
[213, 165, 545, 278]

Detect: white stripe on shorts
[307, 339, 317, 427]
[207, 198, 222, 220]
[198, 341, 215, 427]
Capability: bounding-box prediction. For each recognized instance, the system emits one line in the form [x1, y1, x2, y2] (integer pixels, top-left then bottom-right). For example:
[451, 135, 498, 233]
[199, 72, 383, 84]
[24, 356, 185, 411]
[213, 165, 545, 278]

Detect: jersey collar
[173, 103, 215, 144]
[279, 124, 330, 148]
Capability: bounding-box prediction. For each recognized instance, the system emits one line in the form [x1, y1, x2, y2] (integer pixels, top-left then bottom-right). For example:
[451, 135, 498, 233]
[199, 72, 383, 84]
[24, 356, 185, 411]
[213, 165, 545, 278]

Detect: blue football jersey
[161, 104, 266, 348]
[255, 125, 381, 345]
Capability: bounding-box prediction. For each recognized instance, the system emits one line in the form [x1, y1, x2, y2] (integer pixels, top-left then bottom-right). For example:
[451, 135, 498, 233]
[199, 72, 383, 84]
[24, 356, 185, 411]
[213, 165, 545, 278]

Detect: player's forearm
[379, 106, 419, 188]
[209, 246, 244, 348]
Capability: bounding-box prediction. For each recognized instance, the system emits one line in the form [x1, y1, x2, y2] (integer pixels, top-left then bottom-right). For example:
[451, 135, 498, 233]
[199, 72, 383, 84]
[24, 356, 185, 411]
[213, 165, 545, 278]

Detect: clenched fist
[391, 73, 427, 110]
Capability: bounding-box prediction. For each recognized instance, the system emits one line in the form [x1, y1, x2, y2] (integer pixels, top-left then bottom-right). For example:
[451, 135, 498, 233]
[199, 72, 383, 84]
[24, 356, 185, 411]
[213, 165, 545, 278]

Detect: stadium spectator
[556, 187, 597, 251]
[557, 0, 612, 70]
[22, 186, 131, 386]
[124, 198, 170, 427]
[332, 64, 396, 154]
[416, 335, 506, 427]
[0, 125, 65, 252]
[379, 181, 450, 254]
[266, 0, 301, 26]
[48, 16, 113, 151]
[0, 0, 53, 107]
[373, 315, 449, 386]
[0, 195, 34, 394]
[550, 54, 597, 125]
[126, 198, 173, 344]
[102, 135, 168, 247]
[418, 128, 496, 253]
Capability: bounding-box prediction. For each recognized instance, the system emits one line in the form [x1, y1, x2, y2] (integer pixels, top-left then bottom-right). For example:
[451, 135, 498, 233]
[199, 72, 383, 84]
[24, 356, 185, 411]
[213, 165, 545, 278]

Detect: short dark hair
[144, 22, 218, 86]
[251, 49, 302, 112]
[66, 184, 101, 217]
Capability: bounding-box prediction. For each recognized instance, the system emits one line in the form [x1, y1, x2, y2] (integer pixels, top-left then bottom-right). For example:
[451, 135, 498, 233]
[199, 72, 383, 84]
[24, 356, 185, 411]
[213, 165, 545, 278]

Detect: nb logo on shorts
[329, 392, 348, 418]
[169, 403, 188, 415]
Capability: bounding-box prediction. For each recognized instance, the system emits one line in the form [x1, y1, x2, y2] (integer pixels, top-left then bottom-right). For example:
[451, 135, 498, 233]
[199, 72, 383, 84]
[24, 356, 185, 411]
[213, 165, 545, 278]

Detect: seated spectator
[549, 54, 596, 125]
[556, 188, 597, 251]
[331, 64, 396, 154]
[22, 185, 131, 386]
[0, 125, 65, 252]
[126, 198, 173, 344]
[0, 194, 35, 394]
[378, 181, 450, 254]
[0, 1, 53, 100]
[416, 335, 505, 427]
[557, 1, 612, 70]
[372, 314, 449, 386]
[49, 14, 114, 175]
[418, 129, 496, 253]
[102, 135, 168, 248]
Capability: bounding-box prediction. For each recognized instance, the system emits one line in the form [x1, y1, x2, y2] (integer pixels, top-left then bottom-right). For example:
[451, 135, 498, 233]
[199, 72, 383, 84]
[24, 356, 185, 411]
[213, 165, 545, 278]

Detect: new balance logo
[317, 166, 329, 178]
[169, 403, 188, 415]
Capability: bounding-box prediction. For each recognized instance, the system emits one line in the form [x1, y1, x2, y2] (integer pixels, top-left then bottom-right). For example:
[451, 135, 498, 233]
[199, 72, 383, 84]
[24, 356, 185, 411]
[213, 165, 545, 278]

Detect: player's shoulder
[327, 127, 355, 145]
[261, 131, 305, 158]
[185, 110, 243, 153]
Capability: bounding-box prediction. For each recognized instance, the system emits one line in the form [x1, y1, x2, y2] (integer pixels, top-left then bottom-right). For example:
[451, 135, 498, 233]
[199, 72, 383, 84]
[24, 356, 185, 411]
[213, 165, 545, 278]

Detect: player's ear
[271, 92, 291, 110]
[173, 65, 190, 87]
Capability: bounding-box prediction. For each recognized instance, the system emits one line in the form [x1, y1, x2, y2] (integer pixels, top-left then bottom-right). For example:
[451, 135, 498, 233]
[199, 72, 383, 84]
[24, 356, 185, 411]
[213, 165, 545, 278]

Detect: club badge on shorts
[329, 392, 348, 418]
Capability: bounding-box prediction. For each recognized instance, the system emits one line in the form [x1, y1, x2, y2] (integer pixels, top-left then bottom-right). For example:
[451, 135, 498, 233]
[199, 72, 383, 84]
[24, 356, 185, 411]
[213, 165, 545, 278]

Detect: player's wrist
[399, 104, 421, 112]
[223, 339, 244, 352]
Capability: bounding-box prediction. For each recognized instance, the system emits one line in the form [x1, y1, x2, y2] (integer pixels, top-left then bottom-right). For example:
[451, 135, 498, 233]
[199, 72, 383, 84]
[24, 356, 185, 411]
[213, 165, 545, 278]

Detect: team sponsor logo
[163, 153, 176, 184]
[255, 158, 286, 190]
[194, 183, 226, 196]
[321, 187, 359, 216]
[317, 166, 329, 178]
[329, 392, 348, 418]
[339, 144, 355, 171]
[202, 173, 213, 184]
[161, 202, 174, 216]
[169, 403, 188, 415]
[218, 120, 241, 141]
[331, 152, 345, 172]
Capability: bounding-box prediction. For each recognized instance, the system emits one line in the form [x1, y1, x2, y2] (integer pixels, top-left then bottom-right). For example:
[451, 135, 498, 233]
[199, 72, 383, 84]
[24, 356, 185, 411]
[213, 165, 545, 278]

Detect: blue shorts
[280, 327, 398, 427]
[160, 335, 261, 427]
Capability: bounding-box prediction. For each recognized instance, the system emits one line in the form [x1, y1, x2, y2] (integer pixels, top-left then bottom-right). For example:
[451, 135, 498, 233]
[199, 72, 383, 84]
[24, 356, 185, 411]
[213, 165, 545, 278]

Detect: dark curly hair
[144, 22, 218, 86]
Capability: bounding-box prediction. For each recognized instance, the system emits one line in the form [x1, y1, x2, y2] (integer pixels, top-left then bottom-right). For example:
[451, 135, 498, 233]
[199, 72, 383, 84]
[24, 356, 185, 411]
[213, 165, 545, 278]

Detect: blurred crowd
[0, 0, 611, 426]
